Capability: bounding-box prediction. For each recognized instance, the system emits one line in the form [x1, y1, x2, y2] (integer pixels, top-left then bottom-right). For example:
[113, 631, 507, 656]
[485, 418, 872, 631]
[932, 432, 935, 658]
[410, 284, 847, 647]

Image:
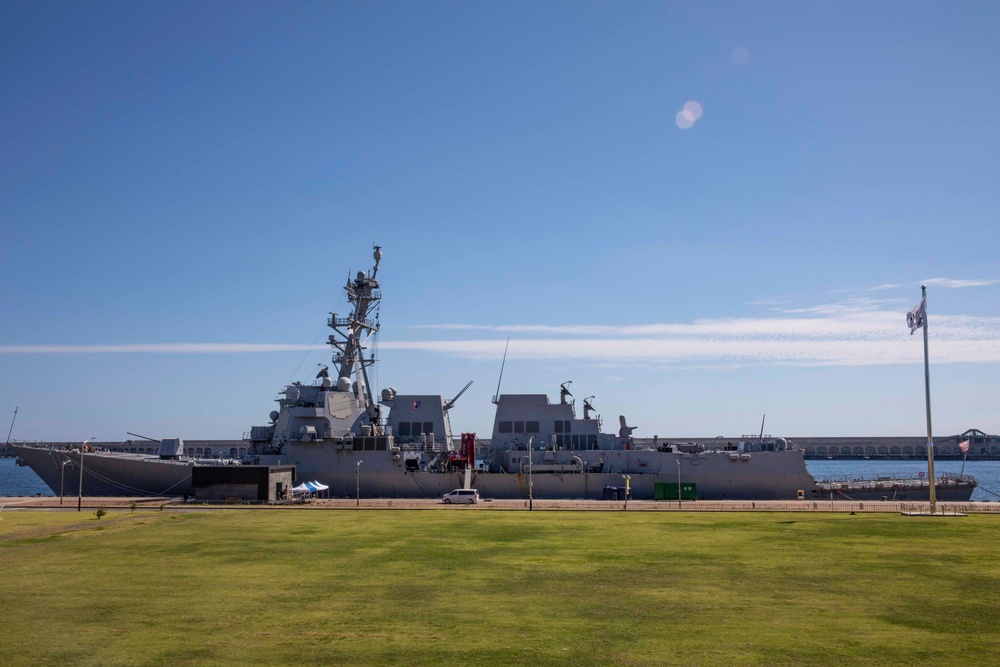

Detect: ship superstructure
[247, 246, 389, 455]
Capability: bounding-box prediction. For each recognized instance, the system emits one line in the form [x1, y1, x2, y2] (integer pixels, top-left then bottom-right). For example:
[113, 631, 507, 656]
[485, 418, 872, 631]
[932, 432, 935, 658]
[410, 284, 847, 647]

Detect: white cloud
[4, 307, 999, 368]
[378, 335, 1000, 366]
[828, 283, 902, 294]
[777, 297, 908, 316]
[921, 278, 999, 288]
[0, 343, 326, 354]
[382, 310, 1000, 367]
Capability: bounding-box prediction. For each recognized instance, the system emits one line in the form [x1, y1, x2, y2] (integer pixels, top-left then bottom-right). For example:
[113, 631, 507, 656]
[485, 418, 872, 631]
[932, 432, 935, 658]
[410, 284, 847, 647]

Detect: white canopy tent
[291, 481, 330, 497]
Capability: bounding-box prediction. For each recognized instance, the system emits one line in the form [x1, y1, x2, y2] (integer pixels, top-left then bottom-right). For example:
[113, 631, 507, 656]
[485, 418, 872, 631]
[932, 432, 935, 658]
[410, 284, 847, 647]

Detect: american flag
[959, 440, 970, 453]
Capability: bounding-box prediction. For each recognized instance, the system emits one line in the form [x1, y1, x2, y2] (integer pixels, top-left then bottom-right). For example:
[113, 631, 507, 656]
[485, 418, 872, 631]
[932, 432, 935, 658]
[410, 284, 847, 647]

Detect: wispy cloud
[4, 305, 999, 368]
[382, 310, 1000, 367]
[0, 343, 326, 354]
[777, 297, 908, 315]
[921, 278, 999, 288]
[755, 278, 996, 316]
[828, 283, 902, 294]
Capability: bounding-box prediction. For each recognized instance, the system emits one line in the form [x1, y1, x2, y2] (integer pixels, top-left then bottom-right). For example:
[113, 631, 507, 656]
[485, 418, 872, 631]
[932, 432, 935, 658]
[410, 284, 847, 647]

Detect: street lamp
[527, 437, 534, 511]
[60, 459, 70, 505]
[356, 460, 363, 506]
[78, 437, 94, 512]
[676, 458, 682, 508]
[621, 474, 631, 511]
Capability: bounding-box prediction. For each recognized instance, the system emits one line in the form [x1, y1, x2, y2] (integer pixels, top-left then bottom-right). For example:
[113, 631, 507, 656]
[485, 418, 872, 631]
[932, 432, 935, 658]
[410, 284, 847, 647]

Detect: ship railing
[813, 472, 976, 485]
[327, 315, 378, 330]
[396, 442, 450, 453]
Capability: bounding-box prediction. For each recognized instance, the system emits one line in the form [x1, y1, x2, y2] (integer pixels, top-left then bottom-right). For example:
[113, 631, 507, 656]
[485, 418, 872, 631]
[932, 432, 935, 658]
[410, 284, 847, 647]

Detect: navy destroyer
[10, 247, 977, 501]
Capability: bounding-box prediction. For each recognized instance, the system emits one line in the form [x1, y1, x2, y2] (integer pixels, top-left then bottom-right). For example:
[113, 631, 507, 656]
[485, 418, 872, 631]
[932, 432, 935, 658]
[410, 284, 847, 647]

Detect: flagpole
[921, 285, 937, 515]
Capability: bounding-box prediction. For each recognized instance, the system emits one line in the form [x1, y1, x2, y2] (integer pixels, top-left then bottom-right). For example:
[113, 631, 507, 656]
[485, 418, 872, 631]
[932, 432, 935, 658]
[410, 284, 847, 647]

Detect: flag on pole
[906, 297, 927, 334]
[959, 440, 970, 453]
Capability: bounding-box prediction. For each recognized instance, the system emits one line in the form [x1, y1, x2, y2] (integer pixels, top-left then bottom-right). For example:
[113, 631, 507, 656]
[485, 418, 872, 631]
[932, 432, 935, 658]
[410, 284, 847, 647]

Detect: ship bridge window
[398, 422, 411, 436]
[555, 421, 563, 433]
[526, 421, 539, 433]
[423, 422, 434, 435]
[499, 421, 513, 434]
[555, 420, 571, 433]
[514, 421, 524, 433]
[410, 422, 422, 434]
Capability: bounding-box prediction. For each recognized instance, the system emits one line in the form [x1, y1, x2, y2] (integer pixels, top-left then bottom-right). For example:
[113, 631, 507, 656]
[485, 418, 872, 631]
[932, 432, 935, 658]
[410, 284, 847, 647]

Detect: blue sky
[2, 1, 998, 442]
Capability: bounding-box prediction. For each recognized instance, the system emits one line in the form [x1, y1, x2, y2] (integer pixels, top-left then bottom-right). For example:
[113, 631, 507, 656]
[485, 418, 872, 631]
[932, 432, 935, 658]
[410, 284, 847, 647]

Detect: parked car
[442, 488, 479, 504]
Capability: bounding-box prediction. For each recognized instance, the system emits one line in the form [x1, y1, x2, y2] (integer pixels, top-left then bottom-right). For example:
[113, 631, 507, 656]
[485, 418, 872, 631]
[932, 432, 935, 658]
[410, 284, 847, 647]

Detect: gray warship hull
[12, 440, 976, 501]
[253, 441, 818, 500]
[11, 444, 198, 497]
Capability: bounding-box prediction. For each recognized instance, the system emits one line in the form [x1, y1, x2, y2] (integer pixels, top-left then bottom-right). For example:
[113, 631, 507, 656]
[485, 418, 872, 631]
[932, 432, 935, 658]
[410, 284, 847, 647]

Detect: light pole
[356, 460, 363, 506]
[621, 474, 631, 510]
[676, 458, 682, 508]
[60, 459, 70, 505]
[527, 437, 533, 511]
[78, 437, 94, 512]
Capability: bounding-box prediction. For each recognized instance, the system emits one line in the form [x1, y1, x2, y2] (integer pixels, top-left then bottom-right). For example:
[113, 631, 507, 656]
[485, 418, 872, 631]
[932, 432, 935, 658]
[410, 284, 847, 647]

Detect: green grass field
[1, 508, 998, 666]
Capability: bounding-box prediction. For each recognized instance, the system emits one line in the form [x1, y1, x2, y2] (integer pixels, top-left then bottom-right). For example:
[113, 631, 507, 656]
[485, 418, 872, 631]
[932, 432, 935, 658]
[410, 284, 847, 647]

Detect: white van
[442, 489, 479, 504]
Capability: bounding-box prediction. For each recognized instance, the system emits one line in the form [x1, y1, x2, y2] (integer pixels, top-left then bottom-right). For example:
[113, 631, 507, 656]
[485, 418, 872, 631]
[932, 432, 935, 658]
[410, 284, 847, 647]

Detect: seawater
[0, 457, 54, 497]
[2, 456, 999, 501]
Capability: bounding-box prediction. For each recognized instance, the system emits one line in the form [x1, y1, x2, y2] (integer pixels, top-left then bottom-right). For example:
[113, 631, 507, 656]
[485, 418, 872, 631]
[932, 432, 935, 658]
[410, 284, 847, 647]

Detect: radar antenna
[371, 244, 382, 278]
[560, 381, 573, 405]
[583, 396, 596, 420]
[316, 364, 329, 379]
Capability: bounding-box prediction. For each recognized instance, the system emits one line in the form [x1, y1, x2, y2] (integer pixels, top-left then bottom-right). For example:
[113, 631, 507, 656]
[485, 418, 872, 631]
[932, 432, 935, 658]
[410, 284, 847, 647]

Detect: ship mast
[327, 246, 382, 410]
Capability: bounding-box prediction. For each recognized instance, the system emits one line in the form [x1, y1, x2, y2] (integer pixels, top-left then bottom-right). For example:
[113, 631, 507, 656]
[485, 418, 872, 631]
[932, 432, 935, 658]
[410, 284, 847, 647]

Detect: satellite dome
[337, 376, 352, 392]
[284, 385, 300, 402]
[381, 388, 396, 401]
[269, 411, 279, 422]
[321, 376, 334, 388]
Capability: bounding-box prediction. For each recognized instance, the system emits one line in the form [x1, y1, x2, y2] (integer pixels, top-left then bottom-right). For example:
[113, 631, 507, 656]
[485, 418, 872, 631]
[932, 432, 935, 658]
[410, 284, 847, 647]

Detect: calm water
[0, 457, 54, 497]
[2, 456, 999, 501]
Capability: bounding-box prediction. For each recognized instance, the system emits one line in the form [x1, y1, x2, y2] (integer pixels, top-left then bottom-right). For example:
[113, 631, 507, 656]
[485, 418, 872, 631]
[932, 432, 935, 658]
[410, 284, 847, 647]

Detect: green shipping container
[654, 482, 697, 501]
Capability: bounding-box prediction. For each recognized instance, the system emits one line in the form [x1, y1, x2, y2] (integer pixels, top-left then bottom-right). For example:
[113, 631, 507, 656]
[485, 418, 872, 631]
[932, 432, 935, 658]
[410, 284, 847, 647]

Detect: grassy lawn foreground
[1, 509, 998, 667]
